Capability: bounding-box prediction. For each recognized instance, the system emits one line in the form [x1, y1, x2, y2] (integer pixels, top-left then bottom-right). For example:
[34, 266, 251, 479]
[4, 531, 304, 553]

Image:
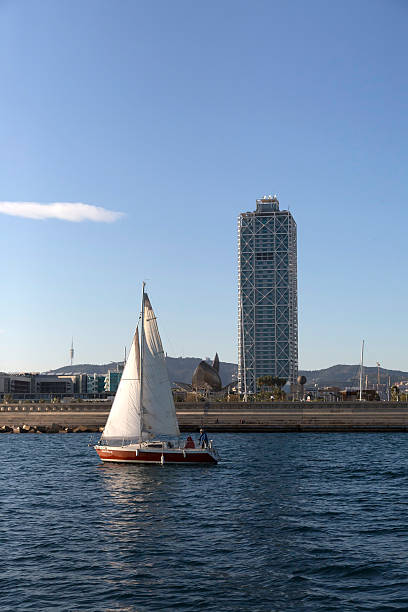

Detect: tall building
[238, 195, 298, 395]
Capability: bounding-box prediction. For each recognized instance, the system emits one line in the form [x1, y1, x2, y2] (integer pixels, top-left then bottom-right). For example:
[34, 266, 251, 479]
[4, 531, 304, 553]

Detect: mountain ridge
[48, 359, 408, 388]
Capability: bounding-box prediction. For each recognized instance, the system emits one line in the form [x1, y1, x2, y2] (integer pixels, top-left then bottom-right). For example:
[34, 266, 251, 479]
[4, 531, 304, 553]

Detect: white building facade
[238, 195, 298, 395]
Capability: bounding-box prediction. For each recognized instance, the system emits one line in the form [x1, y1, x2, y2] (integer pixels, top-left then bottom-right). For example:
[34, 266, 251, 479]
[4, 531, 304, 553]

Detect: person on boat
[185, 435, 195, 449]
[199, 428, 208, 449]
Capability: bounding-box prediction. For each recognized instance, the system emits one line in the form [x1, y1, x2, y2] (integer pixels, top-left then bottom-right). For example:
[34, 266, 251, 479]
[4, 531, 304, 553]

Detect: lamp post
[297, 375, 307, 401]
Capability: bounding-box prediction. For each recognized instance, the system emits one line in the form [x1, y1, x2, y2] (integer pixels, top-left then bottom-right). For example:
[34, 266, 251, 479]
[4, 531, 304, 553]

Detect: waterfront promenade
[2, 401, 408, 432]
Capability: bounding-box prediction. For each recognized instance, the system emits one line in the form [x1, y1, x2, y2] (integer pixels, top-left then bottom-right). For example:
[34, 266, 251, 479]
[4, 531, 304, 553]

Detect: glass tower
[238, 195, 298, 395]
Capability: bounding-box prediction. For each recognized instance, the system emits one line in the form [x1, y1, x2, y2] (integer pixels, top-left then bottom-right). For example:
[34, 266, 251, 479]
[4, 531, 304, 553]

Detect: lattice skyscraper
[238, 195, 298, 395]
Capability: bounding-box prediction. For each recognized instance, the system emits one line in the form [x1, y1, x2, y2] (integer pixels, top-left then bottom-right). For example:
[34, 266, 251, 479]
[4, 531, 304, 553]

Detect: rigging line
[144, 349, 165, 357]
[156, 316, 178, 358]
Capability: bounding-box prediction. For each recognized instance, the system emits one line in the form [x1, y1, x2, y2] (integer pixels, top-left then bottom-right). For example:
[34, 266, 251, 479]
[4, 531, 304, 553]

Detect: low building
[305, 386, 341, 402]
[0, 373, 32, 398]
[78, 374, 88, 395]
[57, 374, 80, 393]
[87, 374, 106, 395]
[32, 375, 74, 396]
[395, 380, 408, 393]
[341, 389, 380, 401]
[0, 373, 75, 399]
[172, 389, 187, 402]
[104, 370, 122, 393]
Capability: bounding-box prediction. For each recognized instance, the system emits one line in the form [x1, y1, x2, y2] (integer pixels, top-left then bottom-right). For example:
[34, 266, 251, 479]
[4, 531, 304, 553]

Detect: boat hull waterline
[95, 445, 218, 465]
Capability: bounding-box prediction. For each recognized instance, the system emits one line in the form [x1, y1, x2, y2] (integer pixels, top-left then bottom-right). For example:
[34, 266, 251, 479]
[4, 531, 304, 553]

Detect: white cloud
[0, 202, 124, 223]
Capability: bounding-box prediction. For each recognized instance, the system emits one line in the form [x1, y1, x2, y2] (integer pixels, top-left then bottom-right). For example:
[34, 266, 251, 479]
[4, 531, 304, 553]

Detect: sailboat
[94, 284, 218, 465]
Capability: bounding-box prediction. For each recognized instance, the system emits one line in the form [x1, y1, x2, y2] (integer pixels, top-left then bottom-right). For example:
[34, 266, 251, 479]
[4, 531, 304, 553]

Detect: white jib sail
[103, 328, 142, 440]
[141, 294, 180, 438]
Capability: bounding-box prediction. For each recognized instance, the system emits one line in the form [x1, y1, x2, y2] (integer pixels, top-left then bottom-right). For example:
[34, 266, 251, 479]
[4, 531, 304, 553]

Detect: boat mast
[359, 340, 364, 401]
[139, 282, 146, 441]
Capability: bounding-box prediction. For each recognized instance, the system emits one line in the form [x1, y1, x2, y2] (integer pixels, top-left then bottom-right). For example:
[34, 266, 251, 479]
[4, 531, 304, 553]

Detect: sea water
[2, 433, 408, 611]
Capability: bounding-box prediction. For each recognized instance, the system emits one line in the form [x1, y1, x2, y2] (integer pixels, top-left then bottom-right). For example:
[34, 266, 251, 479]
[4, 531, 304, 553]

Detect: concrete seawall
[2, 401, 408, 432]
[177, 402, 408, 432]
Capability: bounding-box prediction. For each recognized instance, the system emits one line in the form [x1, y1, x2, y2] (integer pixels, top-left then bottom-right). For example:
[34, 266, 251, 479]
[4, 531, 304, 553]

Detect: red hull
[95, 447, 217, 465]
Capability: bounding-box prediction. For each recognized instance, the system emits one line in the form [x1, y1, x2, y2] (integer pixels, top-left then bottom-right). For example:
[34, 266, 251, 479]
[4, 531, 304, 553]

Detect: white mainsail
[102, 289, 179, 442]
[103, 328, 142, 440]
[140, 294, 180, 439]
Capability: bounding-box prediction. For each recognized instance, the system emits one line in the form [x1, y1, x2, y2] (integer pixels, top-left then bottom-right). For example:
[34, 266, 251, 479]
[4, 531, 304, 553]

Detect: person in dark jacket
[199, 428, 208, 448]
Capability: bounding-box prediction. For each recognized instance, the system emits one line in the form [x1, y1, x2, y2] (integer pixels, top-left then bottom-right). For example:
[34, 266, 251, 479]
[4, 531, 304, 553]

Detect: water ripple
[1, 433, 408, 611]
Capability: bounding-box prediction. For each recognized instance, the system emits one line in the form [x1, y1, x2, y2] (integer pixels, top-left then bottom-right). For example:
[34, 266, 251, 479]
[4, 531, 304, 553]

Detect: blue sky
[0, 0, 407, 372]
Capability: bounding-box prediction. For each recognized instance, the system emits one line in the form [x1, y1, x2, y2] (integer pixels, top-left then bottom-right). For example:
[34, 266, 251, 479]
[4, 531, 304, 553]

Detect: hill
[48, 360, 408, 388]
[298, 364, 408, 388]
[49, 356, 238, 387]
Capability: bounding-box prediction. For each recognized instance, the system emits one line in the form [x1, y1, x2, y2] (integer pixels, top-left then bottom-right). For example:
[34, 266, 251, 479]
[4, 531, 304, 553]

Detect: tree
[257, 376, 274, 389]
[272, 377, 287, 389]
[256, 375, 287, 401]
[257, 376, 287, 390]
[391, 386, 400, 402]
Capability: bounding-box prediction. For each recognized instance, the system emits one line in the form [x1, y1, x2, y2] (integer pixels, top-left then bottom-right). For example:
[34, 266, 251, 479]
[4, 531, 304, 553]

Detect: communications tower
[70, 338, 74, 366]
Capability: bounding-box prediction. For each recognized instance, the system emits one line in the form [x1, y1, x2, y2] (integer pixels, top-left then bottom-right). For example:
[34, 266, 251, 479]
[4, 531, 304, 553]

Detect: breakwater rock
[0, 422, 104, 434]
